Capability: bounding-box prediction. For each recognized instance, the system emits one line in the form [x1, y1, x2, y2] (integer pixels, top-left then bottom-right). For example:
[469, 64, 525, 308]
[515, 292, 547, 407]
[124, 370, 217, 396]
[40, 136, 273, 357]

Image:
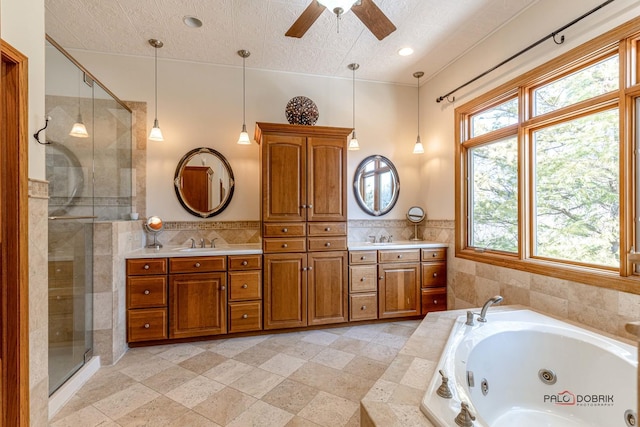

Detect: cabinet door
[308, 251, 348, 325]
[307, 137, 346, 222]
[264, 253, 307, 329]
[169, 272, 227, 338]
[262, 135, 306, 222]
[378, 263, 420, 318]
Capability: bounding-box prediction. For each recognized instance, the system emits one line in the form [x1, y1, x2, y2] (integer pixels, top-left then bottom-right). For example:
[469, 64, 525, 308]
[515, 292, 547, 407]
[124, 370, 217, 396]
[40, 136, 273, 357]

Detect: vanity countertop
[126, 243, 262, 259]
[347, 240, 448, 251]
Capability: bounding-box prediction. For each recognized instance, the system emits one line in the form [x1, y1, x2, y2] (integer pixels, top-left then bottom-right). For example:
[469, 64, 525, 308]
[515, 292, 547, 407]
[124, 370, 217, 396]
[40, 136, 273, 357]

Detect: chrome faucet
[478, 295, 504, 322]
[210, 237, 218, 248]
[200, 238, 206, 248]
[189, 238, 196, 248]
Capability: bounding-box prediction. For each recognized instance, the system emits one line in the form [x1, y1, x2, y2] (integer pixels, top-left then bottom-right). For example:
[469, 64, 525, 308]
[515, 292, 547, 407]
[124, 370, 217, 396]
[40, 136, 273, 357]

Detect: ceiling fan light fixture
[183, 16, 203, 28]
[317, 0, 356, 15]
[398, 47, 414, 56]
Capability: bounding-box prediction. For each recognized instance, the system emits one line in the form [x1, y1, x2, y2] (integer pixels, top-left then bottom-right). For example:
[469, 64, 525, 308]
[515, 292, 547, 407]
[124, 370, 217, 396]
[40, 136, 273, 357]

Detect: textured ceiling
[45, 0, 538, 85]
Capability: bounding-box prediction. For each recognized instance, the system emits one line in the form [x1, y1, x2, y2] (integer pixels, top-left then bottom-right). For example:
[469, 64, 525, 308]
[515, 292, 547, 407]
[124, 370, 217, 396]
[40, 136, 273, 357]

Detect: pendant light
[237, 49, 251, 145]
[348, 63, 360, 151]
[413, 71, 425, 154]
[69, 71, 89, 138]
[148, 39, 164, 141]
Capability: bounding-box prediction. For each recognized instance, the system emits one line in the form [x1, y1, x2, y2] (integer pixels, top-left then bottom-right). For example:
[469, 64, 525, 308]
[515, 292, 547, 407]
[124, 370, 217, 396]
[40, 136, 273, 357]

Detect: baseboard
[48, 356, 101, 420]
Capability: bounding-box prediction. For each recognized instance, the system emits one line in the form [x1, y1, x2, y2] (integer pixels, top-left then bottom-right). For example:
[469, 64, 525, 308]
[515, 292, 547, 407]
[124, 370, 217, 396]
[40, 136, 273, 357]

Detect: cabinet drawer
[378, 249, 420, 263]
[228, 271, 262, 301]
[349, 265, 377, 292]
[308, 236, 347, 251]
[263, 223, 306, 238]
[422, 248, 447, 261]
[263, 238, 306, 253]
[229, 302, 262, 333]
[127, 276, 167, 308]
[421, 288, 447, 315]
[349, 251, 377, 265]
[169, 256, 226, 273]
[127, 258, 167, 275]
[127, 308, 168, 342]
[350, 293, 377, 321]
[307, 222, 346, 236]
[421, 263, 447, 288]
[228, 255, 262, 270]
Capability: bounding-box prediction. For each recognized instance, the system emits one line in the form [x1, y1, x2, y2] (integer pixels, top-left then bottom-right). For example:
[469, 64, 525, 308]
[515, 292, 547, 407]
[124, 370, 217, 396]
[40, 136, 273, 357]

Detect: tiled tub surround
[360, 306, 638, 427]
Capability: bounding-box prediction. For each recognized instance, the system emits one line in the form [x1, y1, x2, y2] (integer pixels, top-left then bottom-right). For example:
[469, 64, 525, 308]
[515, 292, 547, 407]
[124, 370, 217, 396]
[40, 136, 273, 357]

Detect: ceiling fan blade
[285, 2, 326, 38]
[352, 0, 396, 41]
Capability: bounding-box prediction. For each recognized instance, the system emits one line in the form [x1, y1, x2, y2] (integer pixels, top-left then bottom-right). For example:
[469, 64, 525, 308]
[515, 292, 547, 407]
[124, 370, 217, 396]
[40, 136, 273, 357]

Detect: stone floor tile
[114, 395, 189, 426]
[178, 350, 228, 374]
[285, 415, 323, 426]
[311, 347, 355, 370]
[301, 330, 340, 346]
[227, 400, 294, 427]
[202, 358, 255, 385]
[141, 365, 198, 394]
[341, 356, 388, 380]
[156, 343, 205, 364]
[234, 346, 279, 366]
[298, 391, 359, 427]
[50, 405, 118, 427]
[165, 375, 226, 408]
[192, 386, 257, 425]
[93, 383, 160, 419]
[260, 353, 307, 377]
[228, 367, 285, 398]
[261, 378, 319, 414]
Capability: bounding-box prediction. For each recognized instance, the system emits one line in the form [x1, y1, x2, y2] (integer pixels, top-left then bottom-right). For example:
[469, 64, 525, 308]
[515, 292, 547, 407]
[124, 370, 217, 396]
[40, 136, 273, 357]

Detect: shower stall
[45, 38, 133, 394]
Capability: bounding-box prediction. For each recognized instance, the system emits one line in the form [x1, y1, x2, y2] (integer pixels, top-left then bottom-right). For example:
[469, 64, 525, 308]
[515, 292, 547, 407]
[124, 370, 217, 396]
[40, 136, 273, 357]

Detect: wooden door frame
[1, 39, 30, 426]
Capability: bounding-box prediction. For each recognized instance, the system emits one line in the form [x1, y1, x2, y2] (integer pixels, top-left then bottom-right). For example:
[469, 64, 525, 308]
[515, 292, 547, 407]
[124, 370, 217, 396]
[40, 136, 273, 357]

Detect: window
[455, 20, 640, 290]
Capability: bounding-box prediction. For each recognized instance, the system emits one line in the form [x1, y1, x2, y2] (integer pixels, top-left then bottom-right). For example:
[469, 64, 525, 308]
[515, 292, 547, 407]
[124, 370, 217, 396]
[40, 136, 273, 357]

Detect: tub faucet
[478, 295, 504, 322]
[454, 402, 476, 427]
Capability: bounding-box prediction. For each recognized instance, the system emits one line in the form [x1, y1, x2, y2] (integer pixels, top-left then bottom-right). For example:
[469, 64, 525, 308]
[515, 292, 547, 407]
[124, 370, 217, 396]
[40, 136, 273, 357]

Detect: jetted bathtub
[420, 309, 637, 427]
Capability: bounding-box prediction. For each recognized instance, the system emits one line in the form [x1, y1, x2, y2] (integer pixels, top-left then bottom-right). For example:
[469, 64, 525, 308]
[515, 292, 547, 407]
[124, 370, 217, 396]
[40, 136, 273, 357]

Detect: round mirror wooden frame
[174, 147, 235, 218]
[353, 155, 400, 216]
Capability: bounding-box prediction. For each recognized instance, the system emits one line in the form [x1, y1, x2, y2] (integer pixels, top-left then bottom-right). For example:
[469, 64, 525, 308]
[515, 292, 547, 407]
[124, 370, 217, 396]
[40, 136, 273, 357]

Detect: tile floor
[50, 320, 421, 427]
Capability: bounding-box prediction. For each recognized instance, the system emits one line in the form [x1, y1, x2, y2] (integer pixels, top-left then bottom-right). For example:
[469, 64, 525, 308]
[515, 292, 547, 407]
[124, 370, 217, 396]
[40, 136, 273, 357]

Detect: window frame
[455, 18, 640, 294]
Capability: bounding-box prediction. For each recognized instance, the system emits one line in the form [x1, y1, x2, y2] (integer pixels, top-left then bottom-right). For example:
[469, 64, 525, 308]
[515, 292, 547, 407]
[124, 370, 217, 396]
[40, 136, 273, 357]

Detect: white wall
[2, 0, 46, 180]
[65, 50, 423, 221]
[421, 0, 640, 220]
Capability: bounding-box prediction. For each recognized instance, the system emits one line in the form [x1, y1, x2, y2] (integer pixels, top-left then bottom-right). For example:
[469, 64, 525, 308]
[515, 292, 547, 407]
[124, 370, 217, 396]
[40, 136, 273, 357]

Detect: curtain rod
[435, 0, 615, 103]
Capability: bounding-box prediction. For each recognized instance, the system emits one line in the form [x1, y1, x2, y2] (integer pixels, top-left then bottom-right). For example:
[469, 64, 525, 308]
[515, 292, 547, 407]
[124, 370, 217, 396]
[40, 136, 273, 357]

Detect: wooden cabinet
[378, 260, 420, 319]
[228, 255, 263, 333]
[169, 256, 227, 339]
[258, 123, 351, 330]
[421, 248, 447, 314]
[348, 250, 377, 321]
[126, 258, 169, 342]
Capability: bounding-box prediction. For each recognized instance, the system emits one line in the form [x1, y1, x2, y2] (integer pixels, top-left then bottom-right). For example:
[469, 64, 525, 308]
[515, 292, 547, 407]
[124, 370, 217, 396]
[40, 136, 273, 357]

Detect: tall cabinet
[256, 123, 351, 330]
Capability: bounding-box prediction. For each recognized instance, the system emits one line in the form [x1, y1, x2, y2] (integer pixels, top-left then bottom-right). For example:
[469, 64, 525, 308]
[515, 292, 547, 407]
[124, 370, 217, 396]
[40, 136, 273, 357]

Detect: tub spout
[478, 295, 504, 322]
[454, 402, 476, 427]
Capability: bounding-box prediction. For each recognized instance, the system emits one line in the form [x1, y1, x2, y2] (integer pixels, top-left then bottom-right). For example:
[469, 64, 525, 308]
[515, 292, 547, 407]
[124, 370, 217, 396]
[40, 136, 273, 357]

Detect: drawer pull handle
[144, 290, 150, 295]
[241, 260, 248, 266]
[433, 273, 438, 278]
[144, 264, 150, 270]
[361, 305, 367, 310]
[220, 285, 226, 291]
[144, 323, 150, 329]
[242, 284, 248, 289]
[282, 243, 288, 248]
[325, 242, 331, 247]
[242, 314, 248, 319]
[194, 262, 201, 268]
[282, 228, 288, 233]
[325, 227, 331, 231]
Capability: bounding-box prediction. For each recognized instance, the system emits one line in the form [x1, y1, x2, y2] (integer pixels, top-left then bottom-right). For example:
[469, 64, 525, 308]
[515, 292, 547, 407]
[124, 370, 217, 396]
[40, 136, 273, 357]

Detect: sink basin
[179, 247, 226, 252]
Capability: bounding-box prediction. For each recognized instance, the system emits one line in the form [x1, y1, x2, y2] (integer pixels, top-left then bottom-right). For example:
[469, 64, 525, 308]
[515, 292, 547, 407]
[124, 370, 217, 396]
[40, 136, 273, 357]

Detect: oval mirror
[174, 147, 235, 218]
[407, 206, 425, 223]
[353, 155, 400, 216]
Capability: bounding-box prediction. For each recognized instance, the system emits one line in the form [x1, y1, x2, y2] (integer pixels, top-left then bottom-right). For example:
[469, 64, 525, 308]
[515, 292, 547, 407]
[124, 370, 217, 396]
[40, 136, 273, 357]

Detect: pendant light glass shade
[413, 71, 424, 154]
[148, 39, 164, 141]
[237, 50, 252, 145]
[348, 63, 360, 151]
[318, 0, 355, 14]
[69, 113, 89, 138]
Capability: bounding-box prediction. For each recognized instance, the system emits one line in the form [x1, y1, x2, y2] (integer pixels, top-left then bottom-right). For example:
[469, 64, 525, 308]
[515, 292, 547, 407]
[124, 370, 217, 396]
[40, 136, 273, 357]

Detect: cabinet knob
[325, 242, 331, 247]
[432, 253, 437, 257]
[361, 256, 366, 260]
[241, 260, 248, 266]
[301, 205, 307, 209]
[379, 276, 384, 280]
[433, 299, 438, 304]
[308, 204, 313, 208]
[325, 227, 331, 232]
[220, 285, 226, 290]
[144, 264, 150, 270]
[361, 305, 367, 310]
[143, 290, 150, 295]
[282, 228, 288, 233]
[397, 254, 403, 259]
[194, 262, 201, 268]
[361, 277, 366, 282]
[242, 314, 248, 319]
[433, 273, 438, 278]
[308, 266, 313, 271]
[143, 323, 150, 329]
[282, 243, 288, 248]
[242, 284, 248, 289]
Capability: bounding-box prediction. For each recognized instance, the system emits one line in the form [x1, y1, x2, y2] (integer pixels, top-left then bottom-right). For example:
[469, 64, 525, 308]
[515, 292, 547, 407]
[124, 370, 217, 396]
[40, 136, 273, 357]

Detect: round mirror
[174, 147, 235, 218]
[407, 206, 425, 223]
[145, 216, 164, 248]
[353, 155, 400, 216]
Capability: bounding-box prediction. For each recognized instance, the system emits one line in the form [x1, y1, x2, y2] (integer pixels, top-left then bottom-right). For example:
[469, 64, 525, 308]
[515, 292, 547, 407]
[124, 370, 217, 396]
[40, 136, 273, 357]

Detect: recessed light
[398, 47, 414, 56]
[183, 16, 203, 28]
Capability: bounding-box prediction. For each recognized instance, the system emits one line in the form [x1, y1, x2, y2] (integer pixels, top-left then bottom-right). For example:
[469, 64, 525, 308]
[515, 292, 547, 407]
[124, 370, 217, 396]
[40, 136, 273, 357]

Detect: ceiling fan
[285, 0, 396, 41]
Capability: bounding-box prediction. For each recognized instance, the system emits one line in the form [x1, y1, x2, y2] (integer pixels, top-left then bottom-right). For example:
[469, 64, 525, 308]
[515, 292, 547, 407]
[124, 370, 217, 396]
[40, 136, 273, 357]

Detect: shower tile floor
[50, 320, 420, 427]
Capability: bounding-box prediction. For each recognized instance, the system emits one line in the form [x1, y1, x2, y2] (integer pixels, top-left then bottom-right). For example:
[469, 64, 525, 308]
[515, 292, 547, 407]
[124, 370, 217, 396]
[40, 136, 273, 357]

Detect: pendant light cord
[352, 66, 356, 130]
[154, 45, 158, 120]
[242, 55, 246, 125]
[417, 75, 420, 135]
